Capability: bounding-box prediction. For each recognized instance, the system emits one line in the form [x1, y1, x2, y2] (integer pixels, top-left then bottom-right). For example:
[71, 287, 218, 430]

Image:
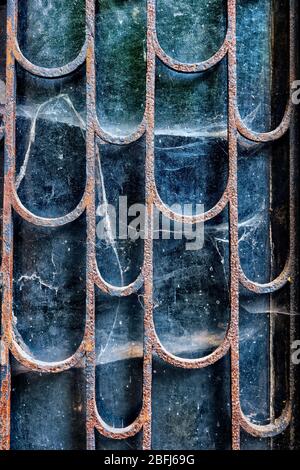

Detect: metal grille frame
[0, 0, 297, 450]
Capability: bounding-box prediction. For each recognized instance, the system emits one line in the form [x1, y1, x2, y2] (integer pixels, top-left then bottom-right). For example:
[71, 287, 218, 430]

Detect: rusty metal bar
[0, 0, 297, 450]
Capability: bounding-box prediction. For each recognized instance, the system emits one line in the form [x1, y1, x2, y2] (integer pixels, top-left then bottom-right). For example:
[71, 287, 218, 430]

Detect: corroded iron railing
[0, 0, 297, 450]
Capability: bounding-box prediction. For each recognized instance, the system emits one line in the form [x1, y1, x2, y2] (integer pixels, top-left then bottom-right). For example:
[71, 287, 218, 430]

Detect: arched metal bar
[239, 401, 291, 438]
[236, 101, 293, 143]
[151, 0, 230, 73]
[93, 264, 144, 297]
[94, 118, 146, 146]
[235, 1, 296, 144]
[153, 31, 229, 74]
[6, 334, 86, 373]
[239, 256, 291, 294]
[11, 183, 88, 227]
[13, 38, 87, 78]
[152, 323, 231, 369]
[93, 406, 144, 439]
[153, 182, 229, 224]
[11, 0, 87, 80]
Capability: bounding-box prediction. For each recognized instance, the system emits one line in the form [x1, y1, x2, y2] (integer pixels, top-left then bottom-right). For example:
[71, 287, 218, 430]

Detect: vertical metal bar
[289, 0, 297, 447]
[0, 0, 17, 450]
[141, 0, 156, 450]
[227, 0, 241, 450]
[85, 0, 97, 450]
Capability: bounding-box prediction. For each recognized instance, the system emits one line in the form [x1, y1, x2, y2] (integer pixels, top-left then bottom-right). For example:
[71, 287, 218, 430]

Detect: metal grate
[0, 0, 297, 450]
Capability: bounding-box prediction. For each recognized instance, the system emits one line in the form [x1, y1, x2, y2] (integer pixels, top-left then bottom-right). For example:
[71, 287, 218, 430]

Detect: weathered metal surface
[0, 0, 297, 450]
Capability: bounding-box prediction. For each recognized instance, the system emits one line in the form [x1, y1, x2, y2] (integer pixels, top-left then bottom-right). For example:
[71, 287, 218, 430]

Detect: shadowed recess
[156, 0, 226, 63]
[241, 430, 270, 450]
[95, 289, 143, 428]
[268, 285, 291, 449]
[13, 213, 86, 362]
[17, 0, 86, 68]
[239, 285, 290, 449]
[95, 139, 145, 287]
[237, 0, 289, 132]
[239, 290, 270, 428]
[152, 356, 231, 450]
[153, 210, 230, 360]
[237, 136, 289, 282]
[268, 134, 290, 280]
[95, 0, 146, 135]
[237, 140, 271, 284]
[155, 134, 228, 210]
[155, 59, 228, 133]
[154, 59, 228, 211]
[11, 367, 86, 450]
[16, 65, 86, 218]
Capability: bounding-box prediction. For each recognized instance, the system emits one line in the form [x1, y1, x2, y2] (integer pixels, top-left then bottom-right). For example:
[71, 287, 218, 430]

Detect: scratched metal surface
[0, 0, 299, 450]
